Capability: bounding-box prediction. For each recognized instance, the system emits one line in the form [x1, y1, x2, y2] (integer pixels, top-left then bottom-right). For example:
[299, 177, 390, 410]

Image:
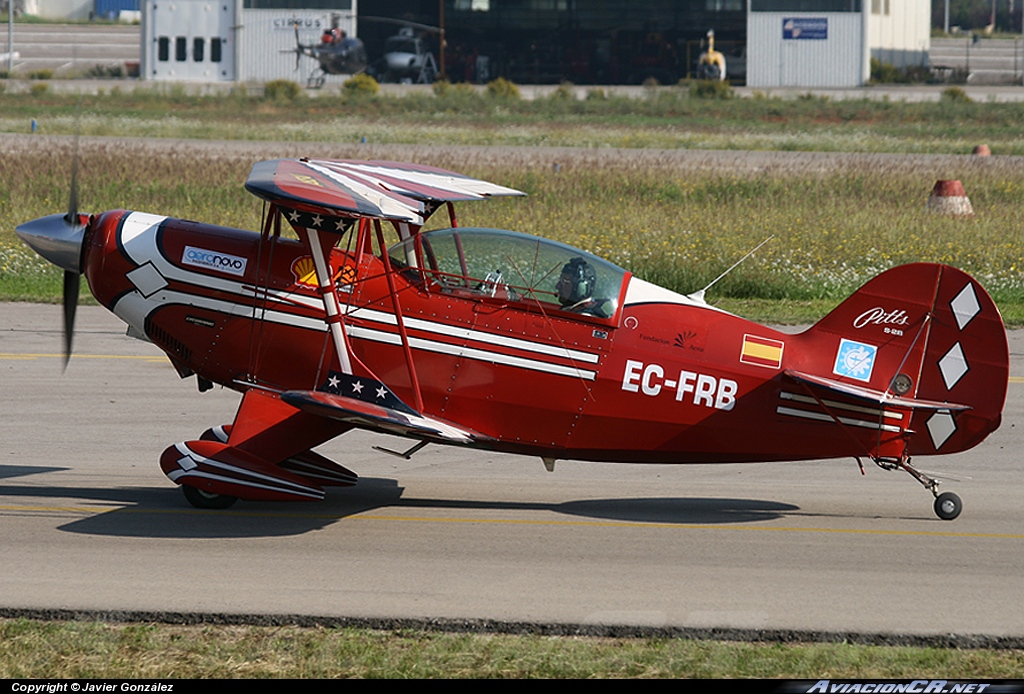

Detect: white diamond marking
[938, 342, 969, 390]
[950, 283, 981, 331]
[127, 262, 168, 298]
[927, 410, 957, 450]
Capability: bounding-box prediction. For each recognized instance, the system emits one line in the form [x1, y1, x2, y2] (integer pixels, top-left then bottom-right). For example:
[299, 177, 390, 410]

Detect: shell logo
[291, 257, 318, 287]
[290, 256, 357, 288]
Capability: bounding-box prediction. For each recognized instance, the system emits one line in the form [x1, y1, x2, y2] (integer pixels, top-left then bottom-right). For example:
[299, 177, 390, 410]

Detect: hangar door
[144, 0, 237, 80]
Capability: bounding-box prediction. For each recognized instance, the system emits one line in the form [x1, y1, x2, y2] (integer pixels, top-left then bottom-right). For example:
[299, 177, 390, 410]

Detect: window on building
[175, 37, 187, 62]
[193, 37, 205, 62]
[157, 36, 169, 62]
[211, 38, 222, 63]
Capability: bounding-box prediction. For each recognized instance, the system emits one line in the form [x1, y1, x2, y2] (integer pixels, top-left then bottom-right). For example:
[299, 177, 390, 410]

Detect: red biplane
[16, 159, 1008, 519]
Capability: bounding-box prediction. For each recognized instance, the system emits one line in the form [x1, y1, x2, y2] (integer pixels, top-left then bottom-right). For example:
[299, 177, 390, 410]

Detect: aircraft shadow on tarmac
[2, 475, 798, 538]
[0, 465, 69, 480]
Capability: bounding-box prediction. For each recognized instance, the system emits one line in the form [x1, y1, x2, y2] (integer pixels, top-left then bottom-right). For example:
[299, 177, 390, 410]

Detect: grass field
[5, 84, 1024, 153]
[2, 618, 1023, 678]
[3, 130, 1023, 323]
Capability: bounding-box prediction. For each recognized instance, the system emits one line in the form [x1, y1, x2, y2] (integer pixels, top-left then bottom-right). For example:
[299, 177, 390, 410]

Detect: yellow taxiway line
[2, 504, 1022, 540]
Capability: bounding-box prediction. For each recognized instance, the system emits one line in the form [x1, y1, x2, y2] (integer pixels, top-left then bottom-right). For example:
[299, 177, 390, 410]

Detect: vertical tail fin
[797, 263, 1007, 457]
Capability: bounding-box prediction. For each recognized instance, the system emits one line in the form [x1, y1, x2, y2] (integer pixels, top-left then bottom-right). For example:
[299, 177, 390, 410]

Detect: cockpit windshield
[388, 227, 627, 320]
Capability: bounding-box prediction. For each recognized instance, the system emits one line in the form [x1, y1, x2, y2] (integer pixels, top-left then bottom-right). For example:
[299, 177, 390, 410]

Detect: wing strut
[373, 218, 425, 412]
[298, 224, 353, 374]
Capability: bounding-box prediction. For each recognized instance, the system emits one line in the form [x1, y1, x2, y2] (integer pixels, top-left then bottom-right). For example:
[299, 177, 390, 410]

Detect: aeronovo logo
[182, 246, 248, 277]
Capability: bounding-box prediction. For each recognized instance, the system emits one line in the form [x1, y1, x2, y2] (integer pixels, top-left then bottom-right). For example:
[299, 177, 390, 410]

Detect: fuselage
[81, 210, 994, 465]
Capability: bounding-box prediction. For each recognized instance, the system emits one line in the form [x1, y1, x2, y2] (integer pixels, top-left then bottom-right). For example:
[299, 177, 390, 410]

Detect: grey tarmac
[1, 303, 1022, 638]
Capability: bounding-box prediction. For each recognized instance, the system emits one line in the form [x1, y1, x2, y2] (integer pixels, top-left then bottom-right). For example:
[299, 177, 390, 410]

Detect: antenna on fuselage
[687, 234, 774, 304]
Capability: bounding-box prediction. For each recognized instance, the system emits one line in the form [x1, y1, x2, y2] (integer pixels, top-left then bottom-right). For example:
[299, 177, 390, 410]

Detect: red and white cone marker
[927, 180, 974, 216]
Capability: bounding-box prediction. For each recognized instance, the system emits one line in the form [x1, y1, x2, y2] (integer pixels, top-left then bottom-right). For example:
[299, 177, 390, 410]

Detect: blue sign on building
[783, 17, 828, 40]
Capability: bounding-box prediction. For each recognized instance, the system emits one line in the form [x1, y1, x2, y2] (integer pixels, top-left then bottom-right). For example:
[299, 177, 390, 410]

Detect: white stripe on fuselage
[112, 212, 600, 381]
[346, 325, 597, 381]
[344, 306, 600, 364]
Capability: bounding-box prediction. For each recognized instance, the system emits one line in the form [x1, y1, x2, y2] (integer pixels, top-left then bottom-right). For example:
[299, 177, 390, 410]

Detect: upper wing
[245, 158, 525, 226]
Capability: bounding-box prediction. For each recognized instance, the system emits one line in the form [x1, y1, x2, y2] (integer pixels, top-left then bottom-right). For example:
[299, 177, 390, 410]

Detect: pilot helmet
[557, 257, 596, 306]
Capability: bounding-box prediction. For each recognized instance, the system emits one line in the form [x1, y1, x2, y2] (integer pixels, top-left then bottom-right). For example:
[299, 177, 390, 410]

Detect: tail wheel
[182, 484, 238, 510]
[934, 491, 962, 521]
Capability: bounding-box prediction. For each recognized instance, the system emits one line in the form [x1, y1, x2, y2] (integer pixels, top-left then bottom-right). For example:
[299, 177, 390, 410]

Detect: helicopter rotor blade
[362, 16, 442, 34]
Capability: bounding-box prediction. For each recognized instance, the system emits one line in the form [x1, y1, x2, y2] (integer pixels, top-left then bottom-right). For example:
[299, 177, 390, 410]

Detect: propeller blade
[14, 132, 87, 370]
[66, 121, 81, 223]
[66, 150, 79, 223]
[62, 270, 80, 370]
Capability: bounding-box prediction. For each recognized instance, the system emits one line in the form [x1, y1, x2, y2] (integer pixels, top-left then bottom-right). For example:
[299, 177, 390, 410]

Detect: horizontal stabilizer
[784, 370, 972, 411]
[282, 389, 489, 444]
[281, 449, 358, 487]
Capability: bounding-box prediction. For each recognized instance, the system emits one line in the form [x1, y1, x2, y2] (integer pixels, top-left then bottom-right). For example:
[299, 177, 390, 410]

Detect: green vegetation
[942, 86, 974, 103]
[868, 58, 935, 85]
[485, 76, 521, 100]
[262, 78, 302, 102]
[3, 137, 1023, 323]
[342, 72, 379, 98]
[688, 78, 736, 99]
[4, 86, 1023, 153]
[0, 618, 1022, 678]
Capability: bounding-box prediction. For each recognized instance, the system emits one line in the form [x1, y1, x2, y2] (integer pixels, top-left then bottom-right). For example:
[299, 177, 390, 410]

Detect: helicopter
[363, 16, 443, 84]
[283, 13, 368, 89]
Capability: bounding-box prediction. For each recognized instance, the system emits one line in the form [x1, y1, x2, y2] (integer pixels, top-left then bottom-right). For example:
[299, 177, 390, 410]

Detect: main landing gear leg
[879, 455, 962, 521]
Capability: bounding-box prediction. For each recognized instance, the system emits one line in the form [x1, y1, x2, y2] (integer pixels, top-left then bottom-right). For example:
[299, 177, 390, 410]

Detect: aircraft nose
[15, 212, 86, 273]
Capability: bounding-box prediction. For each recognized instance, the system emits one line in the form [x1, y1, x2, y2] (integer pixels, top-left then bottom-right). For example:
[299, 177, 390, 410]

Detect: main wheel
[182, 484, 238, 510]
[933, 491, 962, 521]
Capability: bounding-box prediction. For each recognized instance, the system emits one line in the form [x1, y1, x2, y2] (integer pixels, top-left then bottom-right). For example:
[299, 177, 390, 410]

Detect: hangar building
[37, 0, 930, 87]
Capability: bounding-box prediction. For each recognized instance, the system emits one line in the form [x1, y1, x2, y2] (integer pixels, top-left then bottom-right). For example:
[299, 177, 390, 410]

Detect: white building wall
[29, 0, 92, 19]
[141, 0, 240, 81]
[747, 12, 866, 88]
[868, 0, 930, 67]
[142, 2, 357, 83]
[237, 9, 355, 83]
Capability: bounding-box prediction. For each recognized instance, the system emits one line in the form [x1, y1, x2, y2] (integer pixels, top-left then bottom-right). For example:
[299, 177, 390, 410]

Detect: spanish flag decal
[741, 334, 784, 368]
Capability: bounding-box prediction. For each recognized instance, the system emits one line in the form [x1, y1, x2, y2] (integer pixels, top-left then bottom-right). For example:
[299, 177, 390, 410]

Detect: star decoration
[311, 214, 323, 227]
[352, 381, 364, 394]
[328, 375, 339, 388]
[288, 209, 301, 222]
[376, 386, 388, 399]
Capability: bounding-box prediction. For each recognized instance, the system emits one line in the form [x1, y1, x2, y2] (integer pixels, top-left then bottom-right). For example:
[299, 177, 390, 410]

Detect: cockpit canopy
[388, 227, 627, 320]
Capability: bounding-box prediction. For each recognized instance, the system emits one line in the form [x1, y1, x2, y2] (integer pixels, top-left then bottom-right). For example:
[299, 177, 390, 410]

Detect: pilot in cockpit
[556, 257, 611, 318]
